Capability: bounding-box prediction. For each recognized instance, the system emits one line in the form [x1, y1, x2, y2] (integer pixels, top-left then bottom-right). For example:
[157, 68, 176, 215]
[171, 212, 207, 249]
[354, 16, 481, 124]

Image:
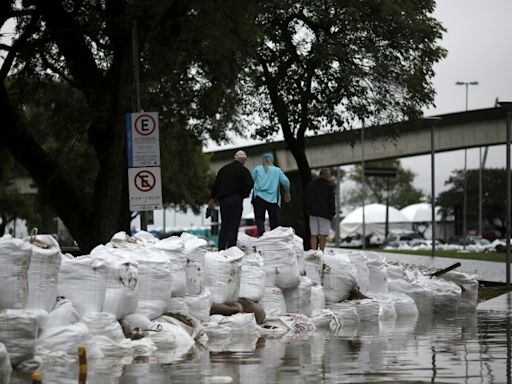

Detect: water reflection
[9, 312, 512, 383]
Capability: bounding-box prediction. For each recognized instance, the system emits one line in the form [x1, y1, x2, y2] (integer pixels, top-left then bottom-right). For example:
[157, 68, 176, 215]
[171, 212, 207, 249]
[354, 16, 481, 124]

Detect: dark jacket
[211, 160, 253, 200]
[305, 178, 335, 220]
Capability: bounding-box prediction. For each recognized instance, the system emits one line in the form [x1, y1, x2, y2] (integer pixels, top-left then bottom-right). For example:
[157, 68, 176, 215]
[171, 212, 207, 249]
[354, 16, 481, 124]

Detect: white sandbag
[389, 292, 418, 318]
[204, 247, 243, 304]
[150, 236, 187, 297]
[0, 235, 31, 310]
[255, 227, 301, 289]
[310, 284, 326, 314]
[39, 322, 103, 360]
[328, 306, 360, 326]
[181, 232, 208, 295]
[366, 252, 389, 294]
[90, 245, 139, 319]
[121, 314, 154, 337]
[167, 297, 189, 316]
[304, 250, 323, 285]
[185, 287, 212, 322]
[132, 230, 159, 245]
[321, 250, 358, 304]
[0, 310, 39, 367]
[211, 313, 259, 334]
[310, 309, 337, 328]
[25, 235, 62, 312]
[283, 276, 312, 317]
[154, 316, 196, 357]
[81, 312, 126, 342]
[347, 251, 370, 294]
[293, 235, 305, 274]
[236, 232, 257, 252]
[389, 278, 435, 315]
[47, 298, 80, 328]
[259, 286, 287, 316]
[441, 271, 479, 313]
[387, 264, 414, 282]
[0, 343, 11, 384]
[109, 231, 141, 249]
[134, 248, 172, 320]
[328, 299, 379, 322]
[57, 255, 107, 316]
[424, 276, 462, 314]
[239, 252, 266, 301]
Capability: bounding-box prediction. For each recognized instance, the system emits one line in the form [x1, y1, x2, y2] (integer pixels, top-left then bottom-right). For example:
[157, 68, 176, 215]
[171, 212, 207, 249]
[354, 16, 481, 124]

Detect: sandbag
[47, 298, 80, 329]
[81, 312, 126, 342]
[304, 250, 323, 285]
[25, 234, 62, 312]
[389, 278, 435, 315]
[321, 250, 358, 304]
[0, 310, 39, 367]
[181, 233, 207, 295]
[204, 247, 243, 304]
[441, 271, 479, 313]
[90, 245, 139, 319]
[259, 286, 287, 317]
[133, 248, 172, 320]
[310, 284, 326, 314]
[366, 252, 389, 294]
[167, 297, 189, 316]
[283, 276, 312, 316]
[239, 252, 266, 302]
[255, 227, 301, 290]
[0, 235, 31, 310]
[57, 255, 107, 316]
[185, 287, 212, 322]
[0, 343, 11, 384]
[293, 235, 305, 274]
[424, 276, 462, 314]
[347, 250, 370, 294]
[150, 236, 187, 297]
[389, 292, 418, 318]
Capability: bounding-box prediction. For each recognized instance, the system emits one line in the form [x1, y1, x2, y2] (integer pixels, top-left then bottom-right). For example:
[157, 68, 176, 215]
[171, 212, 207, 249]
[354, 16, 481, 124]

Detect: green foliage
[437, 168, 507, 231]
[345, 159, 425, 209]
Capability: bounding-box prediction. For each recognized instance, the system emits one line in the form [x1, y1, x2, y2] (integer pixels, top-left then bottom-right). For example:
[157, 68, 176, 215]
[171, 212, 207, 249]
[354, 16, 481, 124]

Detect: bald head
[319, 168, 331, 179]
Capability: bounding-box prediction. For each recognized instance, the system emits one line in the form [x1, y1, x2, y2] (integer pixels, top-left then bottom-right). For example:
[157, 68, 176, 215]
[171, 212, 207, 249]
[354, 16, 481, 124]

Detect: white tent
[400, 203, 442, 222]
[340, 203, 409, 238]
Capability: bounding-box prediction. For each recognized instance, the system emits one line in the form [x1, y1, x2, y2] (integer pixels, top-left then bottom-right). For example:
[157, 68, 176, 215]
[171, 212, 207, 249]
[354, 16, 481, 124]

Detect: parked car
[383, 231, 424, 247]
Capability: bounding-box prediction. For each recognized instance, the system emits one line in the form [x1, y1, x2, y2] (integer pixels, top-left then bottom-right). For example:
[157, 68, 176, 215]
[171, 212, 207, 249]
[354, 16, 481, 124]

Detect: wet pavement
[367, 250, 509, 283]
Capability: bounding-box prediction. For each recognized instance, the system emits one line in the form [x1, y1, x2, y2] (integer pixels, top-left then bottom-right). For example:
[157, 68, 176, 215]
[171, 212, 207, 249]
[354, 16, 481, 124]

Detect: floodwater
[10, 311, 512, 383]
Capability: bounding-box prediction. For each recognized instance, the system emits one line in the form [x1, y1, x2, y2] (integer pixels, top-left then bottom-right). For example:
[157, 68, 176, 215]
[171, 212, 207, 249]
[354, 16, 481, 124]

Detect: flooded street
[10, 310, 511, 383]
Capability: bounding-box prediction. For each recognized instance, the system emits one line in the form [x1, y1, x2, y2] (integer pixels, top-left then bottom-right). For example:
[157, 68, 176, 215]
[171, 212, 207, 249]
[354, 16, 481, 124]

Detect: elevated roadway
[208, 107, 508, 173]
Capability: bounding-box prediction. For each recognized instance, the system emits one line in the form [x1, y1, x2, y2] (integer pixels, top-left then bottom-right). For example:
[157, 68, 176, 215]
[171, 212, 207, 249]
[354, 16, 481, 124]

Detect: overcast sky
[402, 0, 512, 193]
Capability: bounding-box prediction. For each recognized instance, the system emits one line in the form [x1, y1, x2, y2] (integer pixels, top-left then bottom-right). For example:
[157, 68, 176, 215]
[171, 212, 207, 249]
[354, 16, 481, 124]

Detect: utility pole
[455, 81, 478, 244]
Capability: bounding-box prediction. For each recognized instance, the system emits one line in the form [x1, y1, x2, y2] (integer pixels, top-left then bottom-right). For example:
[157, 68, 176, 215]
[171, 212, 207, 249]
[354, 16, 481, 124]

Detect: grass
[378, 248, 507, 263]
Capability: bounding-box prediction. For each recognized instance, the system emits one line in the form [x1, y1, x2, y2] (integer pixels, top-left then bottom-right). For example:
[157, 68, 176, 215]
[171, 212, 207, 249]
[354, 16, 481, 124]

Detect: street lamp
[425, 116, 442, 257]
[455, 81, 479, 245]
[498, 100, 512, 287]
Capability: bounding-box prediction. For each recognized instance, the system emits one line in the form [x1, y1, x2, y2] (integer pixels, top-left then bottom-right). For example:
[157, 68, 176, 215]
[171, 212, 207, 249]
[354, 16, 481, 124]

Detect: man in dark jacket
[208, 150, 253, 250]
[305, 168, 335, 252]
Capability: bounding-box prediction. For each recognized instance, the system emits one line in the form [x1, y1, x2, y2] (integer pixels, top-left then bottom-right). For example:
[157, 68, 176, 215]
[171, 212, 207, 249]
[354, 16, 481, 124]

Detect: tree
[0, 1, 258, 252]
[344, 159, 425, 210]
[241, 0, 446, 231]
[437, 168, 507, 237]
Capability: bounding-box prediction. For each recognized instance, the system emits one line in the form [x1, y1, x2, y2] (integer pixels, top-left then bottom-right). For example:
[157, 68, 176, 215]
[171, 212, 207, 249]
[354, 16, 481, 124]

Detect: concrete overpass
[208, 107, 509, 173]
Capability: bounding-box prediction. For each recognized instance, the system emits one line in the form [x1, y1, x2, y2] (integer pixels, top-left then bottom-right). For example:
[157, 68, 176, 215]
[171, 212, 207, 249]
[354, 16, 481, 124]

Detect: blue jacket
[251, 165, 290, 205]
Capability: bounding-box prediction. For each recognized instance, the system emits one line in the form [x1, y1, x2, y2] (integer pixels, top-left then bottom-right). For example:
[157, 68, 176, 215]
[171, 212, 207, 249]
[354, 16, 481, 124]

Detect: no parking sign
[128, 167, 163, 211]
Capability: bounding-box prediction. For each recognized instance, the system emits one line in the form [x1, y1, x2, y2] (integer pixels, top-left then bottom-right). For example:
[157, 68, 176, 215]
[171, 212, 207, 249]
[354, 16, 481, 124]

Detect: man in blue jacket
[305, 168, 335, 252]
[209, 150, 253, 249]
[251, 152, 291, 236]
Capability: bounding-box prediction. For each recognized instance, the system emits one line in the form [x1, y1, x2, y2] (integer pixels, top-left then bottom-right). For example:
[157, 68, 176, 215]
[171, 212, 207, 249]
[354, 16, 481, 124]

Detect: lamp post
[498, 101, 512, 287]
[426, 117, 442, 257]
[455, 81, 478, 245]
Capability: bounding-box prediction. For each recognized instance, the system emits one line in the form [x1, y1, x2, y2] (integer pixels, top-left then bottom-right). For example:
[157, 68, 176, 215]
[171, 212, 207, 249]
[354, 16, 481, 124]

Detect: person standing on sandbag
[251, 152, 291, 236]
[305, 168, 335, 252]
[209, 150, 253, 250]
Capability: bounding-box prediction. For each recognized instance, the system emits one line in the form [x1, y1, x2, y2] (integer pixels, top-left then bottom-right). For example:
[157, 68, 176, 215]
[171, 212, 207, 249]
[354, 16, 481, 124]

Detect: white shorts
[309, 215, 331, 236]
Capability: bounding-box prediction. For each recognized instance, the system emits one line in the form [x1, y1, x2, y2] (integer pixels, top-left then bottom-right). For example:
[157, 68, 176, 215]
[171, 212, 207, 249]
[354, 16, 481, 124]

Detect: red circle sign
[134, 114, 156, 136]
[134, 170, 156, 192]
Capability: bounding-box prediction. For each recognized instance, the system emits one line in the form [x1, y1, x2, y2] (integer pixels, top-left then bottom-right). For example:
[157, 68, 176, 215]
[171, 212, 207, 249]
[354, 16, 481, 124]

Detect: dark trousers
[218, 194, 243, 250]
[253, 196, 279, 236]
